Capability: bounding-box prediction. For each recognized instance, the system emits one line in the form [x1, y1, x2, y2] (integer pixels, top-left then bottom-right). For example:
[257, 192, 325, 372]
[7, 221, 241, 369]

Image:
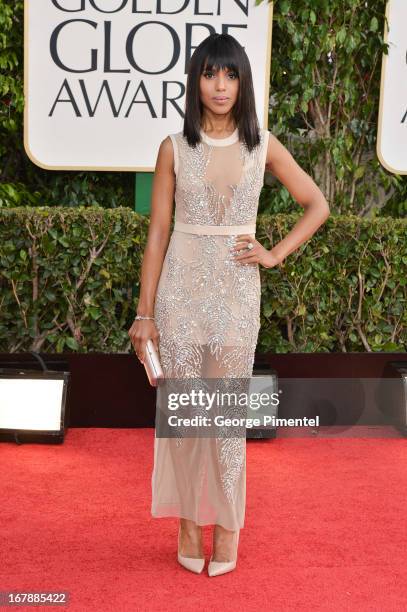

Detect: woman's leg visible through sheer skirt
[167, 344, 252, 560]
[161, 344, 249, 529]
[152, 342, 255, 559]
[201, 344, 251, 563]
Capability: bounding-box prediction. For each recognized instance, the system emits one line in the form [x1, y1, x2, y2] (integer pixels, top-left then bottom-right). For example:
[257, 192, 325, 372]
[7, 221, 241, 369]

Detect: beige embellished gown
[151, 126, 270, 531]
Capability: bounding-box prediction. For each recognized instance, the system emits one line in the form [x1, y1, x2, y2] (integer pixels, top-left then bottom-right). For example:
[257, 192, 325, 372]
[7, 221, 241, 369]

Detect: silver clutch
[144, 339, 164, 387]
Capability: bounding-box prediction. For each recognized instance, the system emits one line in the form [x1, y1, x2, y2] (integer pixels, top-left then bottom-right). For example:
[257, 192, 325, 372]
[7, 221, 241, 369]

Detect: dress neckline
[200, 126, 239, 147]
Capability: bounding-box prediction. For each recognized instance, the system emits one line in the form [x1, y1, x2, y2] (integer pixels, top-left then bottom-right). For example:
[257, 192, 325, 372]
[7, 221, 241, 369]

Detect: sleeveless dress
[151, 126, 270, 531]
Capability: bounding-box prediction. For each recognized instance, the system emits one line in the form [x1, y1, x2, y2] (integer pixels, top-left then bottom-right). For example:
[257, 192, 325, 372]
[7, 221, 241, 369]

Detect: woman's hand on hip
[230, 234, 282, 269]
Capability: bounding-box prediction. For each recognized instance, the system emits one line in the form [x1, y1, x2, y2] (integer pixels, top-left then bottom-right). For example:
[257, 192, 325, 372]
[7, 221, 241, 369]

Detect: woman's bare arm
[128, 136, 175, 361]
[136, 136, 175, 316]
[264, 133, 330, 264]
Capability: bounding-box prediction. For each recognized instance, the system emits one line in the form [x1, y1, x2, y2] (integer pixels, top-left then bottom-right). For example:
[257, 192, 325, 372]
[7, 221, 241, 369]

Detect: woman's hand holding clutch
[128, 318, 164, 386]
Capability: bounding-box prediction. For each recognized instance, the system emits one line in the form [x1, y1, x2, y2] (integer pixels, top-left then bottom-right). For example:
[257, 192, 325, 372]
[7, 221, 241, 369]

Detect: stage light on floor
[0, 369, 70, 444]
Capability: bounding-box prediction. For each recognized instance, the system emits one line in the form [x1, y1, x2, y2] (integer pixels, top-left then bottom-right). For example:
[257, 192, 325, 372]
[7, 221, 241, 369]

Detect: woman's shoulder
[159, 132, 183, 157]
[163, 131, 183, 153]
[163, 132, 182, 175]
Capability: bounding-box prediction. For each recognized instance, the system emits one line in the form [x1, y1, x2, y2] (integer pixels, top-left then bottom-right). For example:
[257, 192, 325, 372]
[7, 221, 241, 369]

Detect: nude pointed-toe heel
[177, 525, 205, 574]
[208, 530, 240, 577]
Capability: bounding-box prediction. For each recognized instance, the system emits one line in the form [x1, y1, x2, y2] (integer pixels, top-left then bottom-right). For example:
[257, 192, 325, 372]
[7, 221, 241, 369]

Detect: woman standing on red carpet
[129, 33, 329, 576]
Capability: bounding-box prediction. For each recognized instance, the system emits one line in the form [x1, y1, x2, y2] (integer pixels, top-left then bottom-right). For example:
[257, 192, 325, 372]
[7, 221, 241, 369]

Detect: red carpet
[1, 428, 406, 611]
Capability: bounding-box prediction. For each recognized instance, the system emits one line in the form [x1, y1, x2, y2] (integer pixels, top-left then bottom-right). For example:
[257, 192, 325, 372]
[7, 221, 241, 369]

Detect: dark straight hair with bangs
[183, 33, 261, 152]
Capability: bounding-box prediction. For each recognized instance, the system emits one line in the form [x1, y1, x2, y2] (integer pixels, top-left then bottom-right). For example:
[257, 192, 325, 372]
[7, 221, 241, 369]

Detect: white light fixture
[0, 368, 69, 444]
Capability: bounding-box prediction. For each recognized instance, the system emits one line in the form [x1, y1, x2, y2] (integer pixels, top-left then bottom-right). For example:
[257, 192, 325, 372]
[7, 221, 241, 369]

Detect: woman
[128, 33, 330, 576]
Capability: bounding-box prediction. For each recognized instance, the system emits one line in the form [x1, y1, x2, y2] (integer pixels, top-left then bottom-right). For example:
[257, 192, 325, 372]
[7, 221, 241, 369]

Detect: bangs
[200, 43, 241, 75]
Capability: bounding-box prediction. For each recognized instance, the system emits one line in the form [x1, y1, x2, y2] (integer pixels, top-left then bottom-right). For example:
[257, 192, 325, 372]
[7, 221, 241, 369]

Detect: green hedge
[1, 207, 405, 353]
